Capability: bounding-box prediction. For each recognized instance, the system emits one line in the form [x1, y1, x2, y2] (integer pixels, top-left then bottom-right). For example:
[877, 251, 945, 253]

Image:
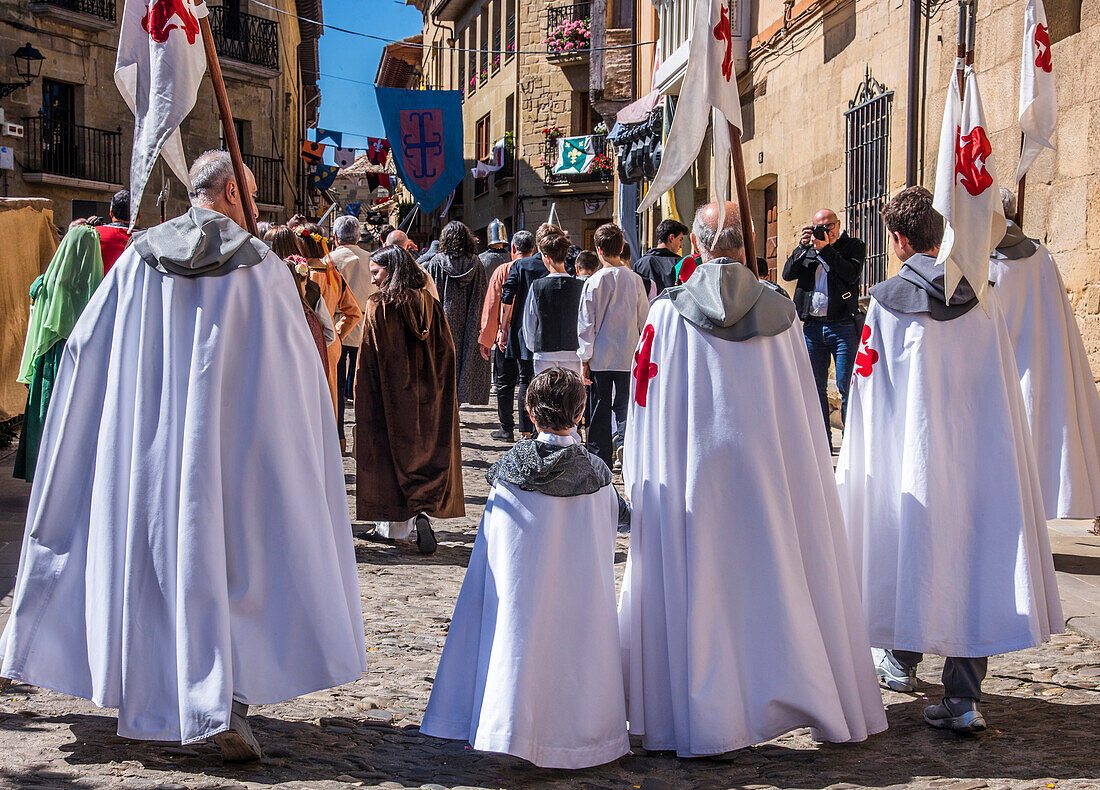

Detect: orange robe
[309, 259, 362, 421]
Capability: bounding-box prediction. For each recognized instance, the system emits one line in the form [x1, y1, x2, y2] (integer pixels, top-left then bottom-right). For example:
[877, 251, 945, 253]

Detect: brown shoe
[212, 701, 263, 762]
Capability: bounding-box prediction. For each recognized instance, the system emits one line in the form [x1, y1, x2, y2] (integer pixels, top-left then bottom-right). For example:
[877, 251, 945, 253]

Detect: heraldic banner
[376, 87, 465, 214]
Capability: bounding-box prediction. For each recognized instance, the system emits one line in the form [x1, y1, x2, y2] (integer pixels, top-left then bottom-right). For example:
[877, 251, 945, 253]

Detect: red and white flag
[637, 0, 742, 221]
[115, 0, 209, 227]
[1015, 0, 1057, 182]
[933, 66, 1005, 308]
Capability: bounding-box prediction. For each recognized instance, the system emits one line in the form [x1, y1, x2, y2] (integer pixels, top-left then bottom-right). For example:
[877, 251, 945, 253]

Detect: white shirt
[326, 244, 376, 346]
[576, 266, 650, 372]
[810, 253, 829, 317]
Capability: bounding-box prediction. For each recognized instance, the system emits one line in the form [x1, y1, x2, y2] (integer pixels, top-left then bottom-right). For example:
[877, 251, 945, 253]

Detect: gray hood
[486, 438, 611, 497]
[869, 252, 979, 321]
[133, 207, 269, 278]
[427, 252, 479, 284]
[993, 220, 1040, 260]
[665, 259, 796, 341]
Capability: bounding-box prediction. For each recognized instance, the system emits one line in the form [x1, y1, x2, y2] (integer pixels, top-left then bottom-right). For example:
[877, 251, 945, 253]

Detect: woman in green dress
[14, 224, 104, 481]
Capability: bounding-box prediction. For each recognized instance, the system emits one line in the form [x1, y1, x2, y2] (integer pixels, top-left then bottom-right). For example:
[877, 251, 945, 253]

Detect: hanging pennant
[314, 128, 342, 146]
[346, 202, 362, 217]
[310, 163, 340, 191]
[367, 137, 391, 166]
[333, 147, 357, 168]
[301, 140, 325, 163]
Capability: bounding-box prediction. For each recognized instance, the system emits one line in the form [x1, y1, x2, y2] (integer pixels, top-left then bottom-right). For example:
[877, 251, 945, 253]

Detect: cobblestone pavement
[2, 405, 1100, 789]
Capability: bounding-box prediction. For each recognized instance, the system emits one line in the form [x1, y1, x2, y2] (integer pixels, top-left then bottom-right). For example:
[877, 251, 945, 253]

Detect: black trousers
[336, 345, 358, 438]
[516, 357, 535, 435]
[890, 650, 988, 700]
[588, 370, 630, 469]
[493, 347, 519, 433]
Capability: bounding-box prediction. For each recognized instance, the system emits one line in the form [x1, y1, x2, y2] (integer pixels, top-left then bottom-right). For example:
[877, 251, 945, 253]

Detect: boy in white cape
[420, 369, 628, 769]
[837, 187, 1062, 733]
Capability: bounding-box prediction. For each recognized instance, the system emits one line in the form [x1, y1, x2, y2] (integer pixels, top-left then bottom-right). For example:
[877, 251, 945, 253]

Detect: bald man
[383, 230, 439, 300]
[781, 209, 865, 451]
[618, 201, 886, 757]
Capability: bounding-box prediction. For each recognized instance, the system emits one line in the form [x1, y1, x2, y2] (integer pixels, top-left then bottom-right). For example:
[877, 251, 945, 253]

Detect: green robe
[13, 339, 64, 482]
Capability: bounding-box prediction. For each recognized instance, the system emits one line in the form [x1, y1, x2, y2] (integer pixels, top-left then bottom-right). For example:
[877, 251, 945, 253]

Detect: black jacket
[501, 252, 548, 360]
[632, 246, 680, 296]
[526, 275, 584, 353]
[781, 232, 865, 321]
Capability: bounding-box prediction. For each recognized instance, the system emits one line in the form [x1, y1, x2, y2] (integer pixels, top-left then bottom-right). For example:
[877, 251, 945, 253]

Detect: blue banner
[376, 87, 465, 214]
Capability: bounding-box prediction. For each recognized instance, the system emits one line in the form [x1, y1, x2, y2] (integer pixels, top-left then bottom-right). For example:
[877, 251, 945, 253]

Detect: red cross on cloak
[633, 324, 659, 407]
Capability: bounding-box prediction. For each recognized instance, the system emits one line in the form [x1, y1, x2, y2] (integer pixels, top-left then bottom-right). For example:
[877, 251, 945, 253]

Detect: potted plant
[544, 16, 590, 55]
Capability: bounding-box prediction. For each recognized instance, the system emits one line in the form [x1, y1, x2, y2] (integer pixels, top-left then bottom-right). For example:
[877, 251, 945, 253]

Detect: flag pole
[728, 122, 758, 277]
[197, 8, 259, 236]
[955, 0, 968, 95]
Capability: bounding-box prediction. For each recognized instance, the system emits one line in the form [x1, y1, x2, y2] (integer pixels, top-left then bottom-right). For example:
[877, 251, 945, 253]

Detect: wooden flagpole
[1015, 132, 1026, 225]
[728, 122, 758, 277]
[197, 9, 259, 236]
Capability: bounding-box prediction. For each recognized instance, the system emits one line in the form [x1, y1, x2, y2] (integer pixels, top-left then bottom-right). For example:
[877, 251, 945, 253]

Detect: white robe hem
[628, 718, 889, 758]
[870, 631, 1062, 659]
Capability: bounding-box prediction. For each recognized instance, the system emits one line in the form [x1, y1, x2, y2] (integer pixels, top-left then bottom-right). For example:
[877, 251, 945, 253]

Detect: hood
[994, 220, 1040, 260]
[486, 439, 611, 497]
[429, 252, 479, 283]
[133, 207, 268, 278]
[395, 288, 434, 341]
[665, 259, 796, 341]
[416, 239, 440, 263]
[869, 252, 980, 321]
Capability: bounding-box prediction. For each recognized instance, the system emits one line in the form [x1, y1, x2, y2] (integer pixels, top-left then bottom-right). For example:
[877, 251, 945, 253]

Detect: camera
[811, 224, 829, 241]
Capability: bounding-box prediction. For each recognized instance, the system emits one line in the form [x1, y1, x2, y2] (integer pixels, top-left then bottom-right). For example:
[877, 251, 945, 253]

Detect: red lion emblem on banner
[1034, 23, 1052, 73]
[142, 0, 200, 45]
[712, 5, 734, 83]
[955, 125, 994, 197]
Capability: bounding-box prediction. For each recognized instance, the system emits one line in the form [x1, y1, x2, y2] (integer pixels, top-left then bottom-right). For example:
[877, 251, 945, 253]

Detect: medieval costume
[424, 252, 490, 405]
[14, 225, 103, 482]
[989, 222, 1100, 519]
[618, 261, 887, 757]
[0, 208, 367, 746]
[837, 254, 1062, 711]
[355, 288, 464, 528]
[422, 433, 628, 768]
[308, 253, 361, 421]
[522, 272, 585, 377]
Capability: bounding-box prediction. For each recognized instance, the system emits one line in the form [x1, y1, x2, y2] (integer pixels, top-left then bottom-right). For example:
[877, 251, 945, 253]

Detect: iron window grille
[844, 68, 893, 295]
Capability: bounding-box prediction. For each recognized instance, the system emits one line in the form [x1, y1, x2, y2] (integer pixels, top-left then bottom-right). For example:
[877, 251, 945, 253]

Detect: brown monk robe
[355, 246, 464, 528]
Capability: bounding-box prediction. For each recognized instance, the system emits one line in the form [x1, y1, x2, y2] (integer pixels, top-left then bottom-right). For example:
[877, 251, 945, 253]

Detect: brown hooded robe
[355, 288, 465, 522]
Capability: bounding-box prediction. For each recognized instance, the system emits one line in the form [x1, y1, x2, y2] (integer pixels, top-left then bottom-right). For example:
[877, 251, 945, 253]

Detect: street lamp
[0, 43, 45, 100]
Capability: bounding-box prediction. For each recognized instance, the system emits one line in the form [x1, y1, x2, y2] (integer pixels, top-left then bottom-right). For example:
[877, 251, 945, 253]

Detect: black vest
[527, 275, 584, 353]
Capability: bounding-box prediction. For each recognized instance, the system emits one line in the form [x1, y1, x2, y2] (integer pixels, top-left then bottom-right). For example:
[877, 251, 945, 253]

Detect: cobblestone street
[2, 405, 1100, 789]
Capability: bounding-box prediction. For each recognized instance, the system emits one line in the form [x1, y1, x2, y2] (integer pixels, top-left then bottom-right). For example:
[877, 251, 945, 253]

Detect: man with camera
[782, 208, 865, 451]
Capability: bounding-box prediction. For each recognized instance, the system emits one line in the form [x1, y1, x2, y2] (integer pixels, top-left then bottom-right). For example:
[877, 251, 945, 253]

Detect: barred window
[844, 69, 893, 295]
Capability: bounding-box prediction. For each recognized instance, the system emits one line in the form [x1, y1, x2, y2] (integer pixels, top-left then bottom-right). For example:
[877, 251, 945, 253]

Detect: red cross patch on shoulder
[854, 324, 879, 378]
[633, 324, 659, 407]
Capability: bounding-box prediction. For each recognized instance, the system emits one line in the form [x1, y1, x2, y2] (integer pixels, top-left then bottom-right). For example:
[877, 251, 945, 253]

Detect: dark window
[492, 0, 502, 74]
[844, 69, 893, 295]
[220, 118, 250, 154]
[468, 25, 477, 95]
[571, 91, 591, 135]
[505, 0, 516, 61]
[458, 27, 466, 98]
[1046, 0, 1082, 44]
[480, 6, 490, 82]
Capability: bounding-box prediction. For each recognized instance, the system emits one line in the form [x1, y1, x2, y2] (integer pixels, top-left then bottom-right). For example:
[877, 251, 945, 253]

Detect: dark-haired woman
[354, 245, 464, 554]
[264, 225, 333, 377]
[423, 221, 490, 405]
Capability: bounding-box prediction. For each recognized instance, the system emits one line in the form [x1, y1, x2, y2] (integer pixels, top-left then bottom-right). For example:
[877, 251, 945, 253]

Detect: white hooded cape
[0, 247, 367, 744]
[837, 294, 1063, 657]
[990, 245, 1100, 519]
[618, 298, 887, 758]
[421, 464, 629, 769]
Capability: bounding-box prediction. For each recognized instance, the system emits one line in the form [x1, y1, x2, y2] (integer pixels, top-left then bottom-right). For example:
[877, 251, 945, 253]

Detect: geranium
[544, 15, 590, 54]
[590, 152, 613, 176]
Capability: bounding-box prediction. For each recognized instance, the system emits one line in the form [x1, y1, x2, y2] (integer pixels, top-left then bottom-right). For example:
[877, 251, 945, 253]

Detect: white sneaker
[213, 701, 263, 762]
[873, 648, 917, 692]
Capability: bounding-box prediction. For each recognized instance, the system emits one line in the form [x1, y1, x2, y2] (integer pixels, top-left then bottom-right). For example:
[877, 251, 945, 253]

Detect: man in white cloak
[989, 187, 1100, 522]
[618, 201, 887, 758]
[0, 151, 367, 761]
[837, 186, 1062, 733]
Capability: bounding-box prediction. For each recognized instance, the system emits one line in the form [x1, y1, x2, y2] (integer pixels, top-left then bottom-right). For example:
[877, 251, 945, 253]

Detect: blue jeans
[803, 318, 860, 446]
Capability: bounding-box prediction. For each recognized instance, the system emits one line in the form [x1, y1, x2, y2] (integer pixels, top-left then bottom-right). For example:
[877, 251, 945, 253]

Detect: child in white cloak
[420, 369, 629, 769]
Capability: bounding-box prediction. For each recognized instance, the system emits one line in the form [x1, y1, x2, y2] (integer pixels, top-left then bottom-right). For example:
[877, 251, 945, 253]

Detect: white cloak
[421, 467, 629, 769]
[990, 246, 1100, 519]
[0, 248, 367, 744]
[837, 294, 1063, 657]
[618, 299, 887, 758]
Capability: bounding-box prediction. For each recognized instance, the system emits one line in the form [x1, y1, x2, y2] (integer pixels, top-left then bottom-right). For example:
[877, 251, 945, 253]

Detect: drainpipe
[905, 0, 920, 186]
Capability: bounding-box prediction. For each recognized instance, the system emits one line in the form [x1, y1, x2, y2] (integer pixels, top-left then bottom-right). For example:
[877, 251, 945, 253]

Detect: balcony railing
[546, 3, 591, 57]
[34, 0, 115, 21]
[544, 134, 611, 186]
[209, 6, 279, 71]
[494, 148, 514, 182]
[23, 116, 122, 185]
[242, 153, 282, 206]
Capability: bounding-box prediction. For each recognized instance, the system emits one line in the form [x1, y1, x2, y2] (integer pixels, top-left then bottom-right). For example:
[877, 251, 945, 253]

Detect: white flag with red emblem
[1015, 0, 1057, 182]
[933, 66, 1006, 308]
[637, 0, 742, 216]
[115, 0, 209, 227]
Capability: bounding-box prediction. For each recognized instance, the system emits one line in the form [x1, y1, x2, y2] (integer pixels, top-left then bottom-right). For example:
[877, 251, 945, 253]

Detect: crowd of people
[3, 149, 1100, 775]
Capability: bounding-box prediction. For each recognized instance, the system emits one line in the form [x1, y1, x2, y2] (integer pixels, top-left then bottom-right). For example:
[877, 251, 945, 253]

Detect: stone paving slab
[1, 407, 1100, 789]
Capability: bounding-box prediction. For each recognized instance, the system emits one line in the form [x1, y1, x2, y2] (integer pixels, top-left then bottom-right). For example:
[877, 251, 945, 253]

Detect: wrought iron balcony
[242, 153, 282, 206]
[23, 116, 122, 185]
[209, 6, 279, 72]
[32, 0, 116, 22]
[544, 134, 612, 186]
[546, 2, 591, 59]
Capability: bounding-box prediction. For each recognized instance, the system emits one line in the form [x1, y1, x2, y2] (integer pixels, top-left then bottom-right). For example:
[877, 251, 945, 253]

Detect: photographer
[782, 208, 865, 450]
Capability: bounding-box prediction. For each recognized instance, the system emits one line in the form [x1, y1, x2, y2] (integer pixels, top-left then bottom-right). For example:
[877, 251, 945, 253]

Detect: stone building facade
[410, 0, 617, 248]
[0, 0, 321, 228]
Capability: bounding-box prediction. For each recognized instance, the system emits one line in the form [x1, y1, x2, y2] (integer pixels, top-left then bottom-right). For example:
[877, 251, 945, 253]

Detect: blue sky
[315, 0, 423, 151]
